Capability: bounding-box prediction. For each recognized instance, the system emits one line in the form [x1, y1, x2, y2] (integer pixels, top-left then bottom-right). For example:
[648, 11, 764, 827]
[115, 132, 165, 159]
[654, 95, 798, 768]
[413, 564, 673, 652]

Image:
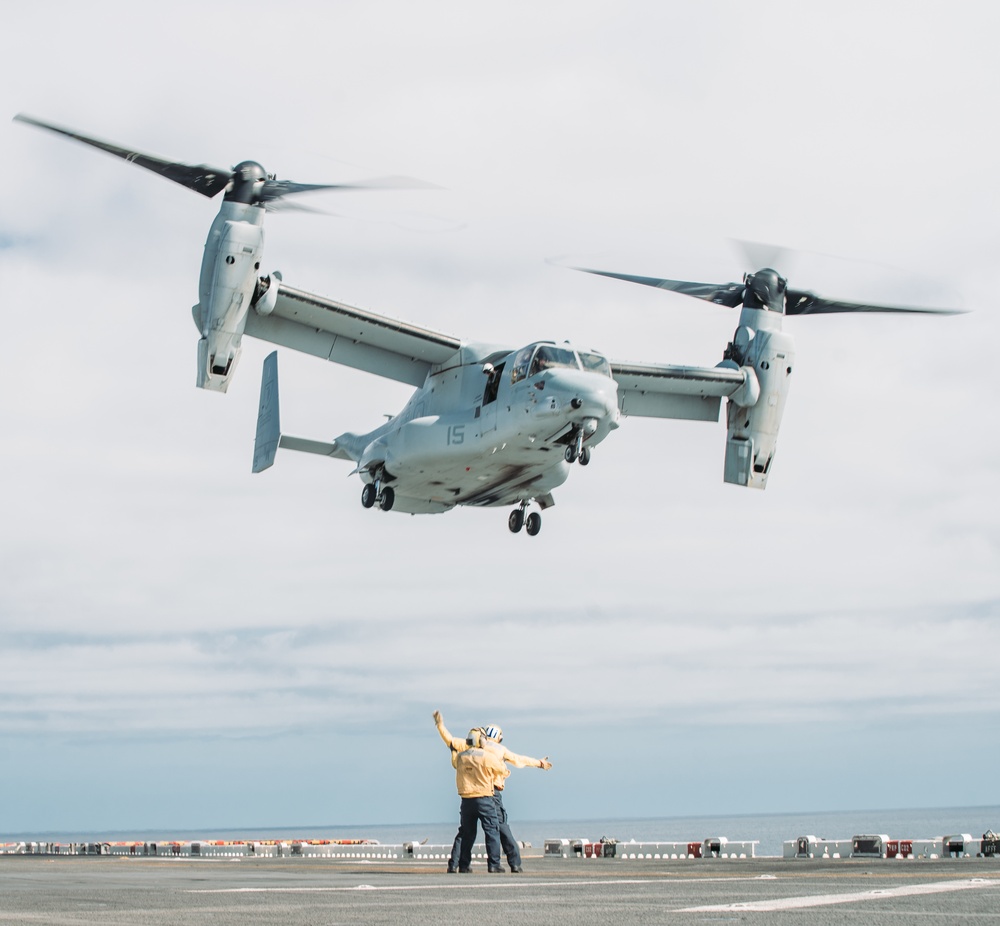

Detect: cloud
[1, 599, 996, 742]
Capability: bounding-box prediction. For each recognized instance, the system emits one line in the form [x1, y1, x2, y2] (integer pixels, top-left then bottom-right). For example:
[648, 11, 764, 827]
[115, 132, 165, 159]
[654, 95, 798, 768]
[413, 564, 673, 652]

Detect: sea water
[20, 805, 999, 858]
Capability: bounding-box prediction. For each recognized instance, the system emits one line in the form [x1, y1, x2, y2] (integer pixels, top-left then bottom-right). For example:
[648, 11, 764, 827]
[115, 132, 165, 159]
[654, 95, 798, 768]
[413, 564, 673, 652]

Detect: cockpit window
[510, 346, 534, 384]
[528, 346, 579, 376]
[578, 351, 612, 377]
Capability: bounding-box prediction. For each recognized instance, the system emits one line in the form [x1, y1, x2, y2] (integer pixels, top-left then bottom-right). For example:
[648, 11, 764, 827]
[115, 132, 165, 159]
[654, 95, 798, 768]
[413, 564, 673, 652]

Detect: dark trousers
[493, 790, 522, 868]
[457, 796, 501, 870]
[450, 793, 522, 870]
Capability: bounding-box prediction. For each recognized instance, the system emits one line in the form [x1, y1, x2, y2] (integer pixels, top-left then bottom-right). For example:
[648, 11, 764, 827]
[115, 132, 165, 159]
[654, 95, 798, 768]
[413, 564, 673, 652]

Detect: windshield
[510, 346, 534, 383]
[578, 351, 612, 378]
[529, 345, 580, 376]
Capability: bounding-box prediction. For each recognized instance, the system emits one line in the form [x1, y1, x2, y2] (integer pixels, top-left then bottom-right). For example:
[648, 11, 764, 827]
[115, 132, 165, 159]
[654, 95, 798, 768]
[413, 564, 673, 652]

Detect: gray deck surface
[2, 855, 998, 924]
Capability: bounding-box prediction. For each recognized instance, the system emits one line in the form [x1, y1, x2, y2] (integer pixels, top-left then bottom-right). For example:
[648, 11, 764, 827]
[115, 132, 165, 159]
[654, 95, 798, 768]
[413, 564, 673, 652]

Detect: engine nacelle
[251, 270, 282, 317]
[723, 326, 795, 489]
[195, 201, 266, 392]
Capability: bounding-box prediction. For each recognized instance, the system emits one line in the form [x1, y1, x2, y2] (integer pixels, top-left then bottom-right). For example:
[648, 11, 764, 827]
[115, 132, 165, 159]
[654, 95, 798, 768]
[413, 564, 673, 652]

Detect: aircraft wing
[611, 361, 749, 422]
[244, 281, 463, 387]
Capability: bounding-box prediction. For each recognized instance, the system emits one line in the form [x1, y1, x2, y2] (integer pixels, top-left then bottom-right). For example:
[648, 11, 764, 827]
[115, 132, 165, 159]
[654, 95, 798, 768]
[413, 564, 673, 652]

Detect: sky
[1, 1, 997, 836]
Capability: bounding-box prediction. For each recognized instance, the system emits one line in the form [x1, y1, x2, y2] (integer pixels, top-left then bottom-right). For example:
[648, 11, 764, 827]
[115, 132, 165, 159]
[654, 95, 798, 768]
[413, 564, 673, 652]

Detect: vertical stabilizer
[252, 351, 281, 473]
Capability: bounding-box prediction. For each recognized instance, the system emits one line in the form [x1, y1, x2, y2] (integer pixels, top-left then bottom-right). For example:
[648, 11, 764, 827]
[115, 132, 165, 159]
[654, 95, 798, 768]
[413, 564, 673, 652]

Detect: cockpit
[509, 343, 612, 383]
[578, 350, 613, 377]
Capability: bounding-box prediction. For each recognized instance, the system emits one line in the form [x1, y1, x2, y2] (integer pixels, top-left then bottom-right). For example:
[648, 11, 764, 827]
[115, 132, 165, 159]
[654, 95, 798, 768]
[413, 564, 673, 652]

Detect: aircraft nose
[588, 388, 620, 421]
[548, 370, 619, 420]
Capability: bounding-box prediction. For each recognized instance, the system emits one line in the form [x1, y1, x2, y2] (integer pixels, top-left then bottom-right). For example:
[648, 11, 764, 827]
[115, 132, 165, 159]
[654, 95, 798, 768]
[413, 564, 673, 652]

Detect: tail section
[252, 351, 281, 473]
[252, 351, 351, 473]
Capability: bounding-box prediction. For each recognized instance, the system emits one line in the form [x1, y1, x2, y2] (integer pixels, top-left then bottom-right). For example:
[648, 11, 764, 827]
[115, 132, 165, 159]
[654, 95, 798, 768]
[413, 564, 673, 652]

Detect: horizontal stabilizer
[252, 351, 281, 473]
[279, 435, 353, 461]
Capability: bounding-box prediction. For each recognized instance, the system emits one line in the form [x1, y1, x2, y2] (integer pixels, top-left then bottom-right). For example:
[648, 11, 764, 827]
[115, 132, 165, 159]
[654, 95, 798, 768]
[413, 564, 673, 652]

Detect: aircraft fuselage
[349, 342, 620, 514]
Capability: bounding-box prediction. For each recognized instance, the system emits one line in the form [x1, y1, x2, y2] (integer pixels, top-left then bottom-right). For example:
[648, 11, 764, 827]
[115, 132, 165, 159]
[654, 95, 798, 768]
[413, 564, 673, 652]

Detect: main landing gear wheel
[361, 484, 377, 508]
[579, 447, 591, 466]
[564, 445, 578, 464]
[509, 504, 541, 536]
[378, 486, 395, 511]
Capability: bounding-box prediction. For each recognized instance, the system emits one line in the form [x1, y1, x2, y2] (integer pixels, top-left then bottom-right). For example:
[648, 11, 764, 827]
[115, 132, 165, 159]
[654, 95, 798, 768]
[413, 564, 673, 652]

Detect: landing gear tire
[378, 486, 395, 511]
[564, 445, 578, 464]
[508, 508, 524, 533]
[525, 512, 542, 536]
[579, 447, 591, 466]
[361, 484, 377, 508]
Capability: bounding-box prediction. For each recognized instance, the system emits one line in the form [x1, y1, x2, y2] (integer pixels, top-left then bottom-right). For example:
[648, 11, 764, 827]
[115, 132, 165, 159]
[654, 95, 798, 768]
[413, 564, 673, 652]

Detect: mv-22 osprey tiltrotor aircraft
[15, 115, 962, 536]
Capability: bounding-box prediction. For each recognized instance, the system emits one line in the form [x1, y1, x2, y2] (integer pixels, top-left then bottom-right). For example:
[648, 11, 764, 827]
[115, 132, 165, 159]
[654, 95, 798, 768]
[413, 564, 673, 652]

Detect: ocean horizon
[8, 805, 998, 858]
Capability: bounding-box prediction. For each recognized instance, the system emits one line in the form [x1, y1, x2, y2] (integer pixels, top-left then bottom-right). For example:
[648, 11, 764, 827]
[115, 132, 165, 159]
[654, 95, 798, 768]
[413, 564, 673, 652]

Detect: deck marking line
[186, 876, 757, 895]
[679, 877, 997, 912]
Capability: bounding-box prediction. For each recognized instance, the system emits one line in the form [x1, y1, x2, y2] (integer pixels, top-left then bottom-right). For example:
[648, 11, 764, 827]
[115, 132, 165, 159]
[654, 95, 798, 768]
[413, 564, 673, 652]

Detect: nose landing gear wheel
[565, 425, 587, 464]
[361, 484, 376, 508]
[508, 508, 525, 533]
[378, 486, 395, 511]
[525, 512, 542, 536]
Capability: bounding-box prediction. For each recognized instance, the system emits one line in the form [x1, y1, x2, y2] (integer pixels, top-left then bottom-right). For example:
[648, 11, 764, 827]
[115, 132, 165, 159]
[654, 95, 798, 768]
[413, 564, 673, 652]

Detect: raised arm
[433, 710, 467, 752]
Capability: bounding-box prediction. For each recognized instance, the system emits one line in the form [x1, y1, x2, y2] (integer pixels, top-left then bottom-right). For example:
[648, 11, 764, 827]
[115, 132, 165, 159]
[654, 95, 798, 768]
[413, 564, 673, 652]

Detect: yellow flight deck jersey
[436, 718, 547, 790]
[455, 746, 507, 799]
[436, 719, 471, 769]
[485, 741, 547, 769]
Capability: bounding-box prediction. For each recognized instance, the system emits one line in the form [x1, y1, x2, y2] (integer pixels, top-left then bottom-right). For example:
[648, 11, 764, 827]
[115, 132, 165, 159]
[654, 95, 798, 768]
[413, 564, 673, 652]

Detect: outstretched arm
[503, 747, 552, 770]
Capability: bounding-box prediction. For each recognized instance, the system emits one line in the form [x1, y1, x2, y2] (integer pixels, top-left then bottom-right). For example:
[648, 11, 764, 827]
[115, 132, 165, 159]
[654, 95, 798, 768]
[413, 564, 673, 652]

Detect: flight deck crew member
[479, 723, 552, 873]
[434, 718, 478, 872]
[435, 711, 551, 872]
[454, 733, 506, 873]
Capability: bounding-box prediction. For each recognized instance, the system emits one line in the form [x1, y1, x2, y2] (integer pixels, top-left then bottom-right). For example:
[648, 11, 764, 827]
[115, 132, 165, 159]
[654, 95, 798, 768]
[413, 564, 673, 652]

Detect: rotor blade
[729, 238, 796, 274]
[328, 175, 441, 191]
[13, 113, 232, 198]
[262, 198, 337, 215]
[257, 180, 341, 203]
[257, 174, 439, 206]
[575, 266, 745, 307]
[785, 289, 966, 316]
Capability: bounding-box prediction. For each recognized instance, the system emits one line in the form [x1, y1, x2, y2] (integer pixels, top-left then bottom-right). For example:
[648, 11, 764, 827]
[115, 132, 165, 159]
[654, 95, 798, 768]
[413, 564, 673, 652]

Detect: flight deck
[2, 853, 998, 925]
